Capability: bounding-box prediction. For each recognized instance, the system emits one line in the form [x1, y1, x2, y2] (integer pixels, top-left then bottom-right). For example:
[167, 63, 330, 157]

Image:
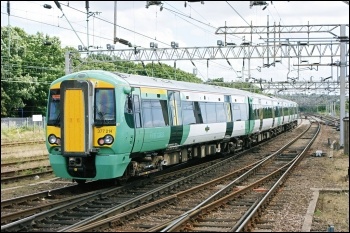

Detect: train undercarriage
[119, 121, 298, 184]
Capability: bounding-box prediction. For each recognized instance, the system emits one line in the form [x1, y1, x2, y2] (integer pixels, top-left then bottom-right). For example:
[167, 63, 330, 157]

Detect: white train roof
[115, 72, 297, 105]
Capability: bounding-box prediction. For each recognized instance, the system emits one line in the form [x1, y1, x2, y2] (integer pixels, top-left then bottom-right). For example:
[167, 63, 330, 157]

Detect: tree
[1, 26, 65, 117]
[2, 26, 264, 117]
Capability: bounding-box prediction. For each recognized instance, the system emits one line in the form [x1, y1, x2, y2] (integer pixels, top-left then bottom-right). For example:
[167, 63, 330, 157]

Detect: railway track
[162, 120, 319, 232]
[1, 166, 53, 185]
[70, 119, 319, 232]
[1, 140, 45, 147]
[1, 182, 113, 225]
[2, 148, 50, 184]
[1, 119, 312, 232]
[309, 113, 340, 128]
[1, 155, 48, 167]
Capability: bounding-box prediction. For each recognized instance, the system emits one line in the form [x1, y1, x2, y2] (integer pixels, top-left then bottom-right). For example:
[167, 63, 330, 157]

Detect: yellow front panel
[64, 89, 85, 152]
[47, 126, 61, 140]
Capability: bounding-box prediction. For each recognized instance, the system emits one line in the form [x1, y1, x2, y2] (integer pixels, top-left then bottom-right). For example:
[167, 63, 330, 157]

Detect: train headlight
[104, 134, 114, 144]
[97, 134, 114, 146]
[48, 134, 61, 145]
[48, 134, 56, 144]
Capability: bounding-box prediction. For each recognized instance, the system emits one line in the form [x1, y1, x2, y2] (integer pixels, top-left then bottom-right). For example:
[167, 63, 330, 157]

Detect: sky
[1, 1, 349, 87]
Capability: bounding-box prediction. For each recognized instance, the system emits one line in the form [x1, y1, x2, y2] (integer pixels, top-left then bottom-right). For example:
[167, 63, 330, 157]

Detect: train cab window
[142, 99, 169, 128]
[47, 89, 61, 126]
[94, 89, 116, 126]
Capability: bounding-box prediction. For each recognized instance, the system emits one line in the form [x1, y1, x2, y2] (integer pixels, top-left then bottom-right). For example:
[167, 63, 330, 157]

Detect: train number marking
[97, 129, 113, 134]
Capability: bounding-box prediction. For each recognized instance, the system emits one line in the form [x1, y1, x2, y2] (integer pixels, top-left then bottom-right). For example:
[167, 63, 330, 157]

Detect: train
[46, 70, 299, 184]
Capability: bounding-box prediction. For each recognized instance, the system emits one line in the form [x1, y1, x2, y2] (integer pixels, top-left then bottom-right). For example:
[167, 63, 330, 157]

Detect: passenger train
[46, 70, 298, 184]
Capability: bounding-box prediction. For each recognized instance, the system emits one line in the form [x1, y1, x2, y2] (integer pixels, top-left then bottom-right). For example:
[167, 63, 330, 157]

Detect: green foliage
[208, 77, 224, 82]
[69, 52, 202, 83]
[206, 81, 263, 94]
[314, 209, 322, 216]
[2, 26, 259, 117]
[1, 26, 65, 116]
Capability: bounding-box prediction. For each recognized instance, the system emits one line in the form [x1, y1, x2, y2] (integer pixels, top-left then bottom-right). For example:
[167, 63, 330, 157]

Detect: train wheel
[245, 139, 252, 149]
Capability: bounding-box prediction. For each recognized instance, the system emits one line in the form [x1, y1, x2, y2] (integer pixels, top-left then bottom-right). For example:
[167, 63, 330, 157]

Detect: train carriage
[46, 70, 298, 184]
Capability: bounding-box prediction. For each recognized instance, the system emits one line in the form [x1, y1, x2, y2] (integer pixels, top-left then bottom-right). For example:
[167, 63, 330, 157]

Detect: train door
[60, 80, 93, 156]
[247, 97, 255, 134]
[282, 102, 285, 125]
[258, 99, 263, 132]
[224, 95, 233, 137]
[272, 101, 276, 128]
[168, 91, 183, 145]
[131, 88, 144, 153]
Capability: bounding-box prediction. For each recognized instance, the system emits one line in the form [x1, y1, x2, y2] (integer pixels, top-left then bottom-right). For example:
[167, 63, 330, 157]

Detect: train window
[95, 89, 116, 126]
[141, 99, 169, 128]
[168, 91, 182, 126]
[205, 103, 216, 123]
[240, 104, 248, 121]
[269, 107, 273, 118]
[142, 101, 153, 127]
[216, 102, 226, 122]
[232, 103, 248, 121]
[232, 104, 240, 121]
[133, 95, 142, 128]
[275, 106, 281, 117]
[47, 89, 61, 126]
[182, 101, 196, 125]
[253, 104, 260, 120]
[263, 106, 273, 118]
[199, 102, 207, 123]
[194, 102, 203, 124]
[124, 95, 134, 128]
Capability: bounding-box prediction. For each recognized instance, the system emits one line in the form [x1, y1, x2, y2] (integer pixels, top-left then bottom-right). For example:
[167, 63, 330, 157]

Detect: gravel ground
[1, 120, 349, 232]
[257, 122, 349, 232]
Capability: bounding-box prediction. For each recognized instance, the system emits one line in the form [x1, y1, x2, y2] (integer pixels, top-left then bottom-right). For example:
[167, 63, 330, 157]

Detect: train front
[45, 71, 132, 183]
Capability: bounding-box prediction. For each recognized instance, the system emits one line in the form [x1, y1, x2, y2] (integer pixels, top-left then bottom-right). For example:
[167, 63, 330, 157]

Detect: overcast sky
[1, 1, 349, 84]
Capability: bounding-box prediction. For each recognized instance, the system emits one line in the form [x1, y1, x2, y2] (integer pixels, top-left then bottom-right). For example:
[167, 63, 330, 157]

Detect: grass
[1, 127, 45, 142]
[314, 209, 322, 216]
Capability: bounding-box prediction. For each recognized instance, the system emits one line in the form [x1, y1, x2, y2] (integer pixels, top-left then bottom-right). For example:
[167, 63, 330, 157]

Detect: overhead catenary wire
[53, 1, 86, 49]
[3, 2, 341, 85]
[1, 1, 249, 79]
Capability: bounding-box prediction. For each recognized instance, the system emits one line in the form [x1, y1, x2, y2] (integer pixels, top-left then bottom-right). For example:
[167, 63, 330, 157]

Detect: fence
[1, 117, 46, 131]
